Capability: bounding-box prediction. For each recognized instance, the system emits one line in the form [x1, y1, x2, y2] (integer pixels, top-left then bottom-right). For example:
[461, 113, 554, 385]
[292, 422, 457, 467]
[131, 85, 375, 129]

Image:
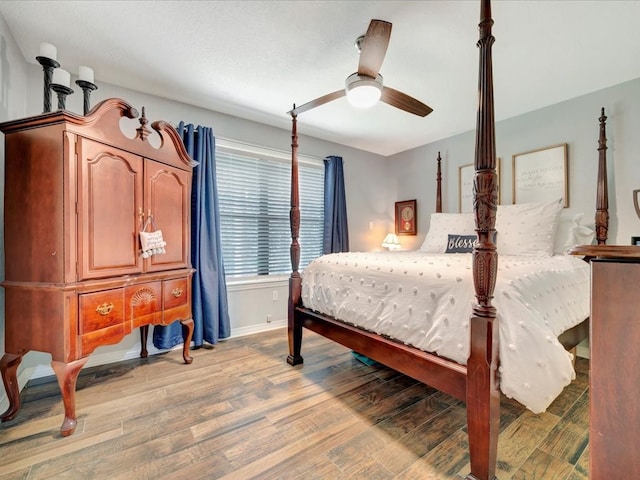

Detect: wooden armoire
[0, 98, 196, 436]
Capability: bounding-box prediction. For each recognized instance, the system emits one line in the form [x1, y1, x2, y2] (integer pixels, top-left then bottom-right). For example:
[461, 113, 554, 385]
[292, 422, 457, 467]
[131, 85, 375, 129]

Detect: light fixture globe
[345, 73, 383, 108]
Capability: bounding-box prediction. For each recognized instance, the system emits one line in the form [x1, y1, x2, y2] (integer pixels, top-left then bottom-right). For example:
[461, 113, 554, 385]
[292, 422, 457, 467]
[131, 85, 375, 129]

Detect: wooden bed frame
[286, 2, 606, 478]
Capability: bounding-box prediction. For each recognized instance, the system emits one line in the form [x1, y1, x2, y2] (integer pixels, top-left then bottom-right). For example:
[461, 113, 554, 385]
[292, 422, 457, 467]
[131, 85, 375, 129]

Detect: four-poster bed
[286, 2, 604, 479]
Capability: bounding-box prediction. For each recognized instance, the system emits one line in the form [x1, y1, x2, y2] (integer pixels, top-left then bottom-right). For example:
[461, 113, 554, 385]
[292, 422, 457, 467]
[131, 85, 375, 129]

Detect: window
[216, 140, 324, 279]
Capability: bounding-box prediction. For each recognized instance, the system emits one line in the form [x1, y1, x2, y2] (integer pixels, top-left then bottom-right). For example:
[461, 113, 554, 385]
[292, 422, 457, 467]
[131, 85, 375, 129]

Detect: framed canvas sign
[458, 158, 501, 213]
[512, 144, 568, 206]
[395, 199, 417, 235]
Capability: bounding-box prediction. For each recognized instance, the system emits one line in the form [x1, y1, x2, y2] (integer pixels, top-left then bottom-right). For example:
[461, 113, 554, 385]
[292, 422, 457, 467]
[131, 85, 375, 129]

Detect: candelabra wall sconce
[75, 66, 98, 115]
[36, 42, 60, 113]
[36, 42, 98, 115]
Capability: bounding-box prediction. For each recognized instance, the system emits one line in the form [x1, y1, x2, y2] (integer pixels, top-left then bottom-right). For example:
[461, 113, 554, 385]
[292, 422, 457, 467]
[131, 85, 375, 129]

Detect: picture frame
[458, 158, 501, 213]
[395, 199, 417, 235]
[512, 143, 568, 206]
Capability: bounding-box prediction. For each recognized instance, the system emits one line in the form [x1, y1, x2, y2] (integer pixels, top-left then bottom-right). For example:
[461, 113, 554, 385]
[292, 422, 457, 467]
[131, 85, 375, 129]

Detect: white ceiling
[1, 1, 639, 156]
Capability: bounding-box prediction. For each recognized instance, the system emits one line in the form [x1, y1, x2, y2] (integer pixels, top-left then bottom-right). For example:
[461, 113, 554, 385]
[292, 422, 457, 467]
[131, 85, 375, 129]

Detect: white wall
[0, 12, 27, 412]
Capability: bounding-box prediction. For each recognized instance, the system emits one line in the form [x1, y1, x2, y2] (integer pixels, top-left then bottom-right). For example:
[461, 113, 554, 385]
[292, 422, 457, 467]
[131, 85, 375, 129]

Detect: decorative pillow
[495, 198, 563, 256]
[575, 223, 596, 247]
[445, 234, 476, 253]
[554, 212, 584, 255]
[419, 213, 475, 253]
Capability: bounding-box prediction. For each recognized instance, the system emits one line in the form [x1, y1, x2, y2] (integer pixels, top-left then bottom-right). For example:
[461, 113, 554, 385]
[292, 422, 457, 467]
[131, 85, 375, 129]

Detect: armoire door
[77, 137, 144, 280]
[143, 159, 191, 272]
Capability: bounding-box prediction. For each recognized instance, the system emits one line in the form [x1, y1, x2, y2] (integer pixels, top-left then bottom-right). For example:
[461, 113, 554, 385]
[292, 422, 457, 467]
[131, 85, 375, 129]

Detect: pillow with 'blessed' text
[445, 234, 476, 253]
[419, 213, 476, 253]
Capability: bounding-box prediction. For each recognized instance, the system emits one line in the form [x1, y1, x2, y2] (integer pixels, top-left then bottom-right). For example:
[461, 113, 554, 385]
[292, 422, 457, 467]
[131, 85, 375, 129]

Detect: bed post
[466, 0, 500, 479]
[436, 151, 442, 213]
[595, 107, 609, 245]
[287, 109, 303, 366]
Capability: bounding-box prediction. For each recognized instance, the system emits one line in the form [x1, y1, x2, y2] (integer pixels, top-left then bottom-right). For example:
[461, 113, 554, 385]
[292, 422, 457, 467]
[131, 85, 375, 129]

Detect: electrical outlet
[266, 314, 272, 323]
[272, 290, 279, 301]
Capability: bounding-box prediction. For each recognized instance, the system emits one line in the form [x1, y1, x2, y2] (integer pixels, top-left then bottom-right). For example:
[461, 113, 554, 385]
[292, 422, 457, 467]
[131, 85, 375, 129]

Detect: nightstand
[569, 245, 640, 478]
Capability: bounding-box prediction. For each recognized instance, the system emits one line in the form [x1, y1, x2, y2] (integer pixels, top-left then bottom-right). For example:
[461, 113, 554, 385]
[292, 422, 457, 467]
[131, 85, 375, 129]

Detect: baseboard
[226, 319, 286, 339]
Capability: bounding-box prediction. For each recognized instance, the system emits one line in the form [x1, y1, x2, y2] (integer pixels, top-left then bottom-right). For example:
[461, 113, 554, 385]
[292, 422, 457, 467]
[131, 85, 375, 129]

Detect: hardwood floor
[0, 328, 589, 479]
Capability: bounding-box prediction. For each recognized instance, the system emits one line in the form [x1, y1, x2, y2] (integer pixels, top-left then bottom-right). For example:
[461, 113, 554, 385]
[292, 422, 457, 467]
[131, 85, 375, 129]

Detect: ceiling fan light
[345, 73, 383, 108]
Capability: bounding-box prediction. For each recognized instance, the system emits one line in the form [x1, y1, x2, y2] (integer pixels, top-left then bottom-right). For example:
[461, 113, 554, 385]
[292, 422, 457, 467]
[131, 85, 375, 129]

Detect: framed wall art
[458, 158, 501, 213]
[395, 199, 417, 235]
[512, 143, 568, 206]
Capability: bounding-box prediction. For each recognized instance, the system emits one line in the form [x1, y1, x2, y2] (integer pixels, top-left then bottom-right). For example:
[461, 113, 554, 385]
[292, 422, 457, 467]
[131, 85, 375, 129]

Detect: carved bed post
[596, 107, 609, 245]
[287, 109, 304, 365]
[466, 0, 500, 479]
[436, 151, 442, 213]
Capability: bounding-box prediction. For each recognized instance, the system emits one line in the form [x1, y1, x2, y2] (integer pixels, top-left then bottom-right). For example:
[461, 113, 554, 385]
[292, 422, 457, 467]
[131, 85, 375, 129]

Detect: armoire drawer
[163, 277, 188, 309]
[79, 289, 125, 333]
[79, 289, 125, 355]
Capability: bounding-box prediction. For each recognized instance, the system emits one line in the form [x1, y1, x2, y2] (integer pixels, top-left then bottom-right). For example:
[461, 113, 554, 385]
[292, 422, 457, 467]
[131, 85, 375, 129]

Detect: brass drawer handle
[96, 302, 114, 316]
[171, 288, 183, 298]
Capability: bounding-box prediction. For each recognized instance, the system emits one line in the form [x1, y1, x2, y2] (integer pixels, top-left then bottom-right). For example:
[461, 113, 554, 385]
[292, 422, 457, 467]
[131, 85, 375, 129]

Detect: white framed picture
[512, 144, 568, 206]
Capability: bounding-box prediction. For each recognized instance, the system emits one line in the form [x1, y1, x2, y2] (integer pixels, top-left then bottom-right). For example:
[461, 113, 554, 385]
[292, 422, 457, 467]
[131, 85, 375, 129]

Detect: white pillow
[495, 198, 563, 256]
[554, 212, 583, 255]
[575, 223, 596, 247]
[419, 213, 476, 253]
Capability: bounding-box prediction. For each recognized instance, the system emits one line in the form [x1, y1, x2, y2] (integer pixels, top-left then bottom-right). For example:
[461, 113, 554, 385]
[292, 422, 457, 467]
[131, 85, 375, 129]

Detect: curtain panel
[153, 123, 231, 349]
[323, 155, 349, 254]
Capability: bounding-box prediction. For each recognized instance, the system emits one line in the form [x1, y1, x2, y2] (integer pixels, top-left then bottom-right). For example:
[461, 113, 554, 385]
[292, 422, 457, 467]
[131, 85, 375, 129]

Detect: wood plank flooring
[0, 328, 589, 479]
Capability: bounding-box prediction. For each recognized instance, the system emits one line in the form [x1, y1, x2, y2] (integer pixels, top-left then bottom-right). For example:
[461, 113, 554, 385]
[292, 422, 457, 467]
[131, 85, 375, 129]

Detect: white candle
[52, 68, 70, 88]
[78, 66, 94, 84]
[39, 42, 57, 61]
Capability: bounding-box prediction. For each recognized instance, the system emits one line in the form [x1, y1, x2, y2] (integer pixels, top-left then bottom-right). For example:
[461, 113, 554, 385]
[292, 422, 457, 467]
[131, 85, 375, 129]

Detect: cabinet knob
[96, 302, 114, 316]
[171, 288, 183, 298]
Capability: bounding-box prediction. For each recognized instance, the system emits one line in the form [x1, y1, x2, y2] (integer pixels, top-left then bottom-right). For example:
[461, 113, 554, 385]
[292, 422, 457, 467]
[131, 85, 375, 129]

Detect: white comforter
[301, 251, 590, 413]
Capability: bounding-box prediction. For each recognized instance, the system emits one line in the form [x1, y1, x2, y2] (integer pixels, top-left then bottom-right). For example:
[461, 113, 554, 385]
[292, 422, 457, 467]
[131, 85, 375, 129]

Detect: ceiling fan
[288, 19, 433, 117]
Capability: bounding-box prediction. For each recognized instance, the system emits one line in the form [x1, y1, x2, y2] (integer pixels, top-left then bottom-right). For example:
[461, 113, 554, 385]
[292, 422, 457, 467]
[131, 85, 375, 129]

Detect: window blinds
[216, 144, 324, 278]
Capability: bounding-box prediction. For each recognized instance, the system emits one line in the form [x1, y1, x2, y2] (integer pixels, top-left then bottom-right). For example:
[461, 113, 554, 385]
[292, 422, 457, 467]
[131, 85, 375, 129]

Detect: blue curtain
[153, 122, 231, 349]
[323, 155, 349, 253]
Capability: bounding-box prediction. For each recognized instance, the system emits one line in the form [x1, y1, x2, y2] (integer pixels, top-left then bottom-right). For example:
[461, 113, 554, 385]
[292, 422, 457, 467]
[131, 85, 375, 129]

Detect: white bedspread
[301, 251, 590, 413]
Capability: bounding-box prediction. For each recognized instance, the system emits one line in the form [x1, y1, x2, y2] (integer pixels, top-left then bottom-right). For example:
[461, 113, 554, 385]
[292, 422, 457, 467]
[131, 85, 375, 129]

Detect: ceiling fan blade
[380, 86, 433, 117]
[357, 19, 392, 78]
[288, 89, 346, 116]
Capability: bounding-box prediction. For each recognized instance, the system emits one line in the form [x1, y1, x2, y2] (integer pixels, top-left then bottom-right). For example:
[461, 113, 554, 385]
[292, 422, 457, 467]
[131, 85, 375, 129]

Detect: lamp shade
[345, 73, 383, 108]
[381, 232, 401, 250]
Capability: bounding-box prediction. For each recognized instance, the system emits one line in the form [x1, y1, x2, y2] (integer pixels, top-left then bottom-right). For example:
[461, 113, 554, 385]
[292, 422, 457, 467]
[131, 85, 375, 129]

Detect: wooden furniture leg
[287, 278, 303, 366]
[0, 352, 23, 422]
[51, 357, 89, 436]
[142, 320, 193, 363]
[180, 318, 194, 364]
[140, 325, 149, 358]
[466, 315, 500, 480]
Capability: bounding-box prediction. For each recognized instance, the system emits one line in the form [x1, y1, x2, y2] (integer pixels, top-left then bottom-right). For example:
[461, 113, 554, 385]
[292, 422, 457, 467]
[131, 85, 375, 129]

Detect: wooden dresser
[569, 245, 640, 478]
[0, 98, 196, 436]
